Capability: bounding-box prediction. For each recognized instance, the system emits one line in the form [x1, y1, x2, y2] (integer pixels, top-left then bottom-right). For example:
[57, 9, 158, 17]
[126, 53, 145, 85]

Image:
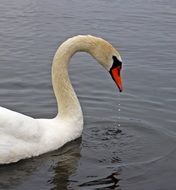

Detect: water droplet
[117, 94, 121, 128]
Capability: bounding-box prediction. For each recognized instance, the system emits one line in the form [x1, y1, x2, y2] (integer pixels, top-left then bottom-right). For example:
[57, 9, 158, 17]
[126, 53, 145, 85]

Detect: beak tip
[119, 87, 123, 93]
[117, 83, 123, 92]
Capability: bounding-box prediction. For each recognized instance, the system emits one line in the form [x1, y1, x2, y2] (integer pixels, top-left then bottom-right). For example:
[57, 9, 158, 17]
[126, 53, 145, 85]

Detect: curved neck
[52, 36, 96, 118]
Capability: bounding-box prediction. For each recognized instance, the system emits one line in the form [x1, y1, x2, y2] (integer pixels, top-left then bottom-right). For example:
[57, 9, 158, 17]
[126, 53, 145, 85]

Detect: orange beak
[109, 66, 123, 92]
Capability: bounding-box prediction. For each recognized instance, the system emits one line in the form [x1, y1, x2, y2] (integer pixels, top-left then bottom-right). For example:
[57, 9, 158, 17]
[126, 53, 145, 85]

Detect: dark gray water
[0, 0, 176, 189]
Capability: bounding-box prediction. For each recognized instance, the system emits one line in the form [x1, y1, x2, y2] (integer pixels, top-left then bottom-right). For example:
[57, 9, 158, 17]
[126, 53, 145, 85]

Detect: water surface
[0, 0, 176, 189]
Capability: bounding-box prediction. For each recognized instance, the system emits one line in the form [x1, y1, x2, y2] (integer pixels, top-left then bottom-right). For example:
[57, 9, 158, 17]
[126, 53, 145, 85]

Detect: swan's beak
[109, 66, 123, 92]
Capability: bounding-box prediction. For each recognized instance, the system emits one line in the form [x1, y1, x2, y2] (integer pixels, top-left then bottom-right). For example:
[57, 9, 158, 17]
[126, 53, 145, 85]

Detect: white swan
[0, 35, 123, 164]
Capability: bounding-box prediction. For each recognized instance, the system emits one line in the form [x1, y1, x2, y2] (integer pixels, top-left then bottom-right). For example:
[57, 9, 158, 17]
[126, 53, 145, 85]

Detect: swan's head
[88, 36, 123, 92]
[56, 35, 123, 92]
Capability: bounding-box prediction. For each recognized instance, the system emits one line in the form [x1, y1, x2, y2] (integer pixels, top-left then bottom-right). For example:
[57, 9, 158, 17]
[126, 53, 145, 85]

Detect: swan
[0, 35, 123, 164]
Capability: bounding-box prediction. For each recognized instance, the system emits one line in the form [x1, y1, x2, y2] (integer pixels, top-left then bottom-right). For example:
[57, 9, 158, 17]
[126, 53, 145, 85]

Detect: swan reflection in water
[49, 139, 82, 189]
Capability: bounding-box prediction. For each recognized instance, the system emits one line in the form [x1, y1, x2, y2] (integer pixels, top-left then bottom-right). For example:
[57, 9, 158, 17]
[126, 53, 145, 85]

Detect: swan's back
[0, 107, 40, 139]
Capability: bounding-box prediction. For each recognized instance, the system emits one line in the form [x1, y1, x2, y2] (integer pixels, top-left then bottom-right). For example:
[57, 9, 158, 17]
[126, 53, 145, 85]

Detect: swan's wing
[0, 106, 41, 140]
[0, 106, 42, 164]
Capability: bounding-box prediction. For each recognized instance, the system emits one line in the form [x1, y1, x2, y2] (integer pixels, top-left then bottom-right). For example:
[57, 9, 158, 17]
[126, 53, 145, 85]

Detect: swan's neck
[52, 36, 95, 119]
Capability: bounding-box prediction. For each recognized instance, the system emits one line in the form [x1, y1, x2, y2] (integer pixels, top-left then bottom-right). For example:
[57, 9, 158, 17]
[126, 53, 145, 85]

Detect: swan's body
[0, 107, 82, 164]
[0, 35, 123, 164]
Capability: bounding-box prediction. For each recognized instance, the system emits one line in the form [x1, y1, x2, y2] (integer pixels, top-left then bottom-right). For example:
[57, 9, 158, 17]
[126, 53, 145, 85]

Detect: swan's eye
[112, 56, 122, 69]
